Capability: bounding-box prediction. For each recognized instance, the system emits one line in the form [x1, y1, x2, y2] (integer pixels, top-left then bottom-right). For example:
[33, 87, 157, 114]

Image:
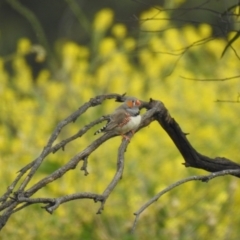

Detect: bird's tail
[94, 125, 107, 135]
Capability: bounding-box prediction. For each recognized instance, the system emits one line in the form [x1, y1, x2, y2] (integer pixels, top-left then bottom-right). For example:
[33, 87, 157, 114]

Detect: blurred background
[1, 0, 240, 239]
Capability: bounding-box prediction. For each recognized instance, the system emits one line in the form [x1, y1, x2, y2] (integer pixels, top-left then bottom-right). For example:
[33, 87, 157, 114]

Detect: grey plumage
[116, 97, 140, 116]
[94, 97, 141, 136]
[94, 109, 129, 135]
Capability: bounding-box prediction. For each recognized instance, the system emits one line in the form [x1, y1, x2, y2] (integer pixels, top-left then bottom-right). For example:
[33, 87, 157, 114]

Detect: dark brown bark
[145, 98, 240, 177]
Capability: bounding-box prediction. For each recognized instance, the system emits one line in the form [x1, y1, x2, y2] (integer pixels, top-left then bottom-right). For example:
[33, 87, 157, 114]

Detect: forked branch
[0, 93, 239, 231]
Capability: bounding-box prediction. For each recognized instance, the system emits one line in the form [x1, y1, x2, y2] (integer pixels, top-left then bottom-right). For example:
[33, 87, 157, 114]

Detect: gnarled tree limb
[149, 99, 240, 175]
[0, 94, 239, 231]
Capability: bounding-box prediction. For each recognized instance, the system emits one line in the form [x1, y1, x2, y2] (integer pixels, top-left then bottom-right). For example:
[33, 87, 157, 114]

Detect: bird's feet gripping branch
[94, 97, 142, 141]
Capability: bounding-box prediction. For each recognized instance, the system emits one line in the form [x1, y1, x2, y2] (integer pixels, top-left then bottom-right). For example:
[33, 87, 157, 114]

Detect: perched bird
[94, 98, 142, 140]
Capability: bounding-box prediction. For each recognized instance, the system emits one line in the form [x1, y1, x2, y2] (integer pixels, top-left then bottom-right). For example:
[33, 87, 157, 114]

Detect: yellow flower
[37, 69, 50, 86]
[112, 24, 127, 38]
[93, 8, 114, 32]
[149, 36, 162, 52]
[233, 5, 240, 15]
[17, 38, 31, 55]
[183, 25, 200, 44]
[99, 37, 116, 56]
[198, 23, 212, 38]
[163, 28, 183, 50]
[140, 7, 169, 31]
[138, 49, 152, 65]
[62, 42, 80, 58]
[62, 42, 80, 71]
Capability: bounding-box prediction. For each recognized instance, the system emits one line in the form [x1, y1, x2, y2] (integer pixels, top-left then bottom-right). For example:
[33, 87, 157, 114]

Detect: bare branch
[17, 93, 124, 192]
[216, 100, 240, 103]
[80, 156, 89, 176]
[16, 192, 103, 214]
[97, 138, 129, 214]
[1, 95, 240, 231]
[132, 169, 240, 232]
[180, 75, 240, 81]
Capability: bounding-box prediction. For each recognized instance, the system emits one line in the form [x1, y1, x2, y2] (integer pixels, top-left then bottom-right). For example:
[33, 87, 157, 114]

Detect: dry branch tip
[80, 157, 89, 176]
[115, 92, 127, 102]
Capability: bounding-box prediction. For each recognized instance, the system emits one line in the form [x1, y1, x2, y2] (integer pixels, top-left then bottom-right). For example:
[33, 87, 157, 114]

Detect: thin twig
[181, 75, 240, 81]
[131, 169, 240, 232]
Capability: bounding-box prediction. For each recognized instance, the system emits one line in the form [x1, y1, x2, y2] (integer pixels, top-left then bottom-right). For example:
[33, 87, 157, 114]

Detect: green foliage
[1, 7, 240, 240]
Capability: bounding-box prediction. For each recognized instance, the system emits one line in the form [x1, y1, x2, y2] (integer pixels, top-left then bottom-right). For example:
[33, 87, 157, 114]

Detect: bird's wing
[104, 109, 130, 131]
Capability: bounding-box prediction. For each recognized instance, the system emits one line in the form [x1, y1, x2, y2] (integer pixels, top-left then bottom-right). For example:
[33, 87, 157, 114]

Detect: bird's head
[125, 98, 141, 108]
